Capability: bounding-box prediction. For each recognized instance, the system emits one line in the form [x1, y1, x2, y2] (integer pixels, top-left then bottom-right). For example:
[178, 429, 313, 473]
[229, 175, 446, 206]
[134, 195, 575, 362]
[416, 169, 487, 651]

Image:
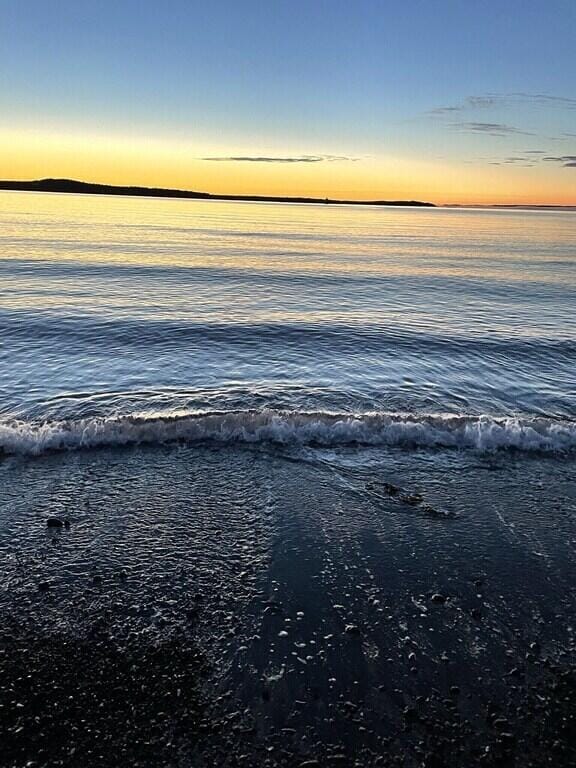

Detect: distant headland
[0, 178, 435, 207]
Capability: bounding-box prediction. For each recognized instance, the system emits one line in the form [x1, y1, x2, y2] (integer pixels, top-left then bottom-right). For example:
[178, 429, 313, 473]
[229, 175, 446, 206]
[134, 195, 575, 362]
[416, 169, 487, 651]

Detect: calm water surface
[0, 191, 574, 454]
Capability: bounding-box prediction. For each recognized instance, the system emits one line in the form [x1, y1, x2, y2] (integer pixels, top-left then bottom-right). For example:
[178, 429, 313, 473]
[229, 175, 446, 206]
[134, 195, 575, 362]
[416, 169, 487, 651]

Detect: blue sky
[1, 1, 575, 202]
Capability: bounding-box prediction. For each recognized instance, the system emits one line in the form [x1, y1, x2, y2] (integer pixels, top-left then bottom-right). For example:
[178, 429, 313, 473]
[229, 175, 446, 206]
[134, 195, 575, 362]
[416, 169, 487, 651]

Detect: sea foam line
[0, 410, 575, 456]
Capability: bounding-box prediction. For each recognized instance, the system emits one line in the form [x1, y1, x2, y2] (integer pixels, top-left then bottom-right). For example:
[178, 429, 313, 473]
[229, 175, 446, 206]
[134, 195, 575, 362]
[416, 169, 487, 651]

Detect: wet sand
[1, 444, 575, 767]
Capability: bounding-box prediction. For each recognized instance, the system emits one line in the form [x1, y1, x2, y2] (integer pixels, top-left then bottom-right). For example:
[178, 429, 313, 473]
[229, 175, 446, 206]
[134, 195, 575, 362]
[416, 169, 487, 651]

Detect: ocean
[1, 191, 575, 452]
[1, 191, 575, 766]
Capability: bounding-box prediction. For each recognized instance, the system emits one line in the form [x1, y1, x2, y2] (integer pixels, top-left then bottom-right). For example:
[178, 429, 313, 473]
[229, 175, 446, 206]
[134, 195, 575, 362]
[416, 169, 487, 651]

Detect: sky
[1, 0, 575, 205]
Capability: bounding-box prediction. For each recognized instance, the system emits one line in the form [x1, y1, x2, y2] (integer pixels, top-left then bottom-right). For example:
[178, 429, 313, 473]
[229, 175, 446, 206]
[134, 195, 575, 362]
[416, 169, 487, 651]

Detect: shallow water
[0, 192, 575, 455]
[1, 443, 575, 766]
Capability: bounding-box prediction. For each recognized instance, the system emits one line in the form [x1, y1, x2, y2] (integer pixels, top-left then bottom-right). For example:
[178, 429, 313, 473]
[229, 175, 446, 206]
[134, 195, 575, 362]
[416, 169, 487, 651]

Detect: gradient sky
[1, 0, 575, 204]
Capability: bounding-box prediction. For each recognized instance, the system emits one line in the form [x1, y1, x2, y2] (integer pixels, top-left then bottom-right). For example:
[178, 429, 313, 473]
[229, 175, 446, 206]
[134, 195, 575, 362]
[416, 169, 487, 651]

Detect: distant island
[0, 178, 435, 207]
[445, 203, 576, 211]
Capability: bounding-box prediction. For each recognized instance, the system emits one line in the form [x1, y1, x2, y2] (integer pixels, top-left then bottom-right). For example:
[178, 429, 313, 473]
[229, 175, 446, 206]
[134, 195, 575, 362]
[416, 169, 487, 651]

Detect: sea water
[0, 191, 574, 455]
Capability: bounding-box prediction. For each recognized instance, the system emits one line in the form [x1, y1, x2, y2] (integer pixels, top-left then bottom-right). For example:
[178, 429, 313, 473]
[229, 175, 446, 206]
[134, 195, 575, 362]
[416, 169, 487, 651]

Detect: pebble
[430, 593, 447, 604]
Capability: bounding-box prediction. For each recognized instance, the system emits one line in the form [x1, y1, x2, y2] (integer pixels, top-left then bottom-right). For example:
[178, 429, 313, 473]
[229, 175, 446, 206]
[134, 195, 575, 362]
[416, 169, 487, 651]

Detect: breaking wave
[1, 410, 575, 457]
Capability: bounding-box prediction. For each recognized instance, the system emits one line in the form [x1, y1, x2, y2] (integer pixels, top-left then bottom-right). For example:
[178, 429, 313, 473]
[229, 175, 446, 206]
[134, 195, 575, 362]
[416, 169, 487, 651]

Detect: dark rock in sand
[506, 667, 522, 679]
[402, 493, 423, 506]
[430, 593, 447, 605]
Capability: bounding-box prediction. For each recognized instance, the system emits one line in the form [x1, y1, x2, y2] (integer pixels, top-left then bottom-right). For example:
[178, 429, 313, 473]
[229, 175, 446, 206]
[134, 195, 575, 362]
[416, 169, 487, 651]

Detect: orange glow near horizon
[1, 129, 575, 207]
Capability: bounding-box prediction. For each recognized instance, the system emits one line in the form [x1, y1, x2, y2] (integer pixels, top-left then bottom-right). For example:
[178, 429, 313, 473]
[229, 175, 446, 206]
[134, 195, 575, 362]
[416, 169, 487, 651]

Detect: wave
[1, 409, 575, 457]
[3, 313, 575, 362]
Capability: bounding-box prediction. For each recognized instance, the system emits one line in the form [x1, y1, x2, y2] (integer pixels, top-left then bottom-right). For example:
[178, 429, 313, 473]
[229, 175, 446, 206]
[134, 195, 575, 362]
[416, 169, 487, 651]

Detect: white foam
[0, 409, 574, 456]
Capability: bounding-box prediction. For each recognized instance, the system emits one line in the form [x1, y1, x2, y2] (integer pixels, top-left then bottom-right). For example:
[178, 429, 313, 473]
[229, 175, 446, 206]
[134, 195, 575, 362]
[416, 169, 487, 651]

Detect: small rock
[506, 667, 522, 679]
[430, 593, 447, 604]
[402, 493, 423, 506]
[403, 706, 418, 721]
[46, 517, 64, 528]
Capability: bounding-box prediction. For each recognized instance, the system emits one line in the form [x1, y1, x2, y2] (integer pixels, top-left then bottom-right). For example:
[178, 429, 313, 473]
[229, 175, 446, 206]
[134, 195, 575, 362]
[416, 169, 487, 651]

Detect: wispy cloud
[508, 93, 576, 109]
[487, 157, 534, 167]
[449, 122, 535, 137]
[486, 152, 576, 169]
[542, 154, 576, 167]
[429, 92, 576, 116]
[202, 154, 357, 163]
[427, 106, 461, 116]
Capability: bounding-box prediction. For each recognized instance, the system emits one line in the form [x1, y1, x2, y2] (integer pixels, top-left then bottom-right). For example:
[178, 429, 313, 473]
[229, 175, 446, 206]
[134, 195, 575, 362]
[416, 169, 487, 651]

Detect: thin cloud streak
[449, 122, 535, 137]
[485, 152, 576, 169]
[202, 155, 357, 163]
[429, 92, 576, 116]
[542, 155, 576, 167]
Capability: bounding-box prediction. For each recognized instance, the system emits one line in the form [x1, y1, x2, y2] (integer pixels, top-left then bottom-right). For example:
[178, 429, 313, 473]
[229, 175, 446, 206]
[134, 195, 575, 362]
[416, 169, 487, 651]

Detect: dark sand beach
[1, 443, 575, 767]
